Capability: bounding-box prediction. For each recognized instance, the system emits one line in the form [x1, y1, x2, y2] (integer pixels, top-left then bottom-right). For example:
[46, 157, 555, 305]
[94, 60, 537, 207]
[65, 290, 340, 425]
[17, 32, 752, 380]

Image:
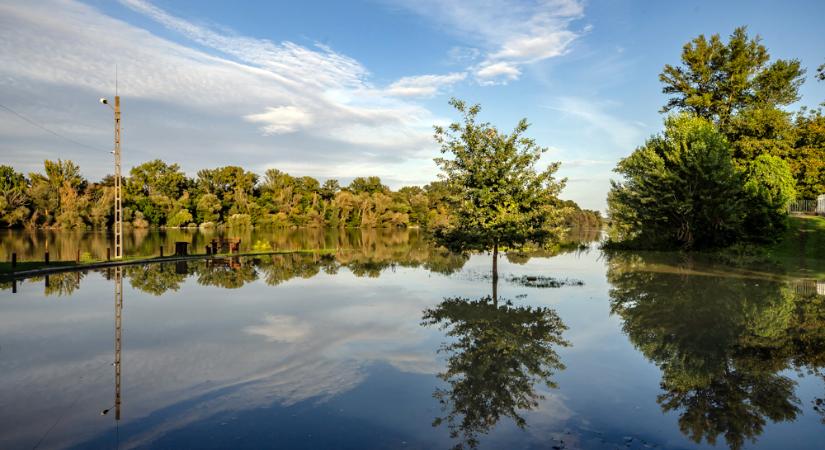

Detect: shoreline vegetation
[606, 27, 824, 252]
[0, 159, 601, 232]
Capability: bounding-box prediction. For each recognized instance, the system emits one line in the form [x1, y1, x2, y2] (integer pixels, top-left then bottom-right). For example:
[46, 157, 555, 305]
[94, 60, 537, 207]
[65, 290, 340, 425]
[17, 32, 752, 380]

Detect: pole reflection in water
[101, 267, 123, 437]
[114, 266, 122, 422]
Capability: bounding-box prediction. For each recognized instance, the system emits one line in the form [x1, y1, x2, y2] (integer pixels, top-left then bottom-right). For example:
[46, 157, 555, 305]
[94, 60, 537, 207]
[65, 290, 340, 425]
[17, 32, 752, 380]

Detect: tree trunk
[492, 242, 499, 305]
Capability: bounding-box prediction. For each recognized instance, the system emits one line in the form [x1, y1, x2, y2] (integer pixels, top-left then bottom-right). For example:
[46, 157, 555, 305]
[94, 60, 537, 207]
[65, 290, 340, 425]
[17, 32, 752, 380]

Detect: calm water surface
[0, 230, 822, 450]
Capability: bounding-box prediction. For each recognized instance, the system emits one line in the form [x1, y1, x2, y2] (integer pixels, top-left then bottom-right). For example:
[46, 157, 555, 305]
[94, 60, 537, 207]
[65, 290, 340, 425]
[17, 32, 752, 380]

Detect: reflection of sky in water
[0, 248, 823, 450]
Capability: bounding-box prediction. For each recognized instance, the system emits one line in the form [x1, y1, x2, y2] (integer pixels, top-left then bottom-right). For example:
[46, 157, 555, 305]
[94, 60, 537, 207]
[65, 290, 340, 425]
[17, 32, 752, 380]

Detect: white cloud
[388, 0, 585, 84]
[0, 0, 459, 184]
[243, 106, 313, 134]
[384, 72, 467, 97]
[475, 62, 521, 83]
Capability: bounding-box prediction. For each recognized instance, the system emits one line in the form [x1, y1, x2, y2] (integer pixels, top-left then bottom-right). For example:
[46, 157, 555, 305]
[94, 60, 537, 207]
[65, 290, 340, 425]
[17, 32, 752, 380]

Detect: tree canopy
[659, 26, 804, 127]
[432, 98, 568, 258]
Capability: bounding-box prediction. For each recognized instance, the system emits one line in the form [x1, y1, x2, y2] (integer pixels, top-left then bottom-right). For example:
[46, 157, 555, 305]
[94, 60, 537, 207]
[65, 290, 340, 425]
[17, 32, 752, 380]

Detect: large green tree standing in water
[433, 99, 567, 295]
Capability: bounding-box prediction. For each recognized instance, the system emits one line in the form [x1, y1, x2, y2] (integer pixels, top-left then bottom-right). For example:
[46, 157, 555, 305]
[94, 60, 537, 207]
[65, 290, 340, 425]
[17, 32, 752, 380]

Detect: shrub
[741, 154, 796, 241]
[166, 209, 194, 227]
[226, 213, 252, 229]
[608, 114, 746, 249]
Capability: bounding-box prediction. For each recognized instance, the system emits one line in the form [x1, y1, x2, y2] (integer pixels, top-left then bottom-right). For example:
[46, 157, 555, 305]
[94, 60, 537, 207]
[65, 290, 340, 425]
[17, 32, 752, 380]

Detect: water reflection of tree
[28, 272, 84, 296]
[195, 260, 258, 289]
[125, 264, 190, 295]
[606, 252, 825, 450]
[422, 296, 569, 449]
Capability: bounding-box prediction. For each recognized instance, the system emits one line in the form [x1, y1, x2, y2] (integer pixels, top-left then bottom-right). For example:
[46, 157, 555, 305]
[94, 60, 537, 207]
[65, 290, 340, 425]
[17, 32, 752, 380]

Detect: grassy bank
[765, 215, 825, 260]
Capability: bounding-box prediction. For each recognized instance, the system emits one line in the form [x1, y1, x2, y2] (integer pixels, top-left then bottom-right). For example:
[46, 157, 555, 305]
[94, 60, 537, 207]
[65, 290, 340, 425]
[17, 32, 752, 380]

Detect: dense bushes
[608, 115, 747, 249]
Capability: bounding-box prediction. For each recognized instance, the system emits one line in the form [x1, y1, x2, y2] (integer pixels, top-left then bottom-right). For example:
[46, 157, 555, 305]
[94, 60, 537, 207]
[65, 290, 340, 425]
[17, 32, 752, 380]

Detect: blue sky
[1, 0, 823, 210]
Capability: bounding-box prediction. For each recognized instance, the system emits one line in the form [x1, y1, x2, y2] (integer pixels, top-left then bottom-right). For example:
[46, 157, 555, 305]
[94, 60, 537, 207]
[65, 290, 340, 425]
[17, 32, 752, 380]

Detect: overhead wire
[0, 102, 110, 154]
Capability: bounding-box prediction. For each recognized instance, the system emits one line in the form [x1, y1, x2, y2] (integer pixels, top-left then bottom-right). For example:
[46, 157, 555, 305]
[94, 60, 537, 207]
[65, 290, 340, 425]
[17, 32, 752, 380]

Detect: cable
[0, 102, 109, 153]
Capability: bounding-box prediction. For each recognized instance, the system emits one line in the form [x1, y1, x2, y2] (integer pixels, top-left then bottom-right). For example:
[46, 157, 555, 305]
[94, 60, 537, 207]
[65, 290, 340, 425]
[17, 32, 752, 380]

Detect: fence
[788, 199, 818, 214]
[818, 194, 825, 215]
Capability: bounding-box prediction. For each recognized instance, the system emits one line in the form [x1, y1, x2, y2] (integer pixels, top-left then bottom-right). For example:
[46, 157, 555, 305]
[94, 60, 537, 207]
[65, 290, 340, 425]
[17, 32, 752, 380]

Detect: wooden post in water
[76, 249, 80, 263]
[107, 248, 111, 261]
[12, 279, 16, 294]
[160, 245, 164, 258]
[11, 253, 16, 268]
[44, 251, 49, 264]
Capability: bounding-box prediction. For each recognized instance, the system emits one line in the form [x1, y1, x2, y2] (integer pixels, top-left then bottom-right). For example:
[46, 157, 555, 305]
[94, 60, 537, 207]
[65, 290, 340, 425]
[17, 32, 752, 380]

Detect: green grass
[766, 215, 825, 260]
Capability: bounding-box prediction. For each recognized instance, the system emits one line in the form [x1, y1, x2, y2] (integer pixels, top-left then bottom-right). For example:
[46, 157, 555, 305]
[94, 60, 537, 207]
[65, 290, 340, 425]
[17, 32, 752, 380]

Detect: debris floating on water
[507, 275, 584, 288]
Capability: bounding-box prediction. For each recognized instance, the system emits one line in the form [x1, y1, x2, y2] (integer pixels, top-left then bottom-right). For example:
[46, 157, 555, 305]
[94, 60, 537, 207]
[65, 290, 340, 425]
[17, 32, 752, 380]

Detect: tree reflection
[606, 252, 825, 450]
[196, 259, 258, 289]
[125, 264, 189, 295]
[422, 296, 569, 449]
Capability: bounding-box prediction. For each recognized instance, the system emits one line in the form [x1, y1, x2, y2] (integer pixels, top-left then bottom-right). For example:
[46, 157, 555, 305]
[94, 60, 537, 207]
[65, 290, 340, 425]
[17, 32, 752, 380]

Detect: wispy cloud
[384, 72, 467, 97]
[0, 0, 450, 183]
[388, 0, 586, 84]
[545, 97, 643, 149]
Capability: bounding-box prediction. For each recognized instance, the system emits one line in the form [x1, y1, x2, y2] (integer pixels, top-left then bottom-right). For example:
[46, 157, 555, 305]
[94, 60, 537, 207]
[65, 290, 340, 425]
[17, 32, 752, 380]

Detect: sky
[1, 0, 823, 211]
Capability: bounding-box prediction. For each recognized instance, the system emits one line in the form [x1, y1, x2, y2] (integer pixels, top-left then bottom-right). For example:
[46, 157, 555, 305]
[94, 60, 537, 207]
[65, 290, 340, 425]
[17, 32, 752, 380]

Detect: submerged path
[0, 249, 335, 282]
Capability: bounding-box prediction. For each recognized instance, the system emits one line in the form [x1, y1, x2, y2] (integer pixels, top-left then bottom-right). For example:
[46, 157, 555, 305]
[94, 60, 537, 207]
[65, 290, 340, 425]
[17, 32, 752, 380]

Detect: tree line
[0, 158, 600, 231]
[608, 27, 825, 250]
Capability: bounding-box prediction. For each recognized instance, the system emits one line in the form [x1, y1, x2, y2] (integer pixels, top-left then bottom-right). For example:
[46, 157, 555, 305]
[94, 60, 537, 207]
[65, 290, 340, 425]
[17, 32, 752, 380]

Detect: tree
[790, 108, 825, 199]
[741, 154, 796, 240]
[660, 26, 804, 127]
[28, 159, 85, 227]
[608, 114, 746, 249]
[348, 176, 388, 194]
[319, 179, 340, 200]
[0, 165, 29, 226]
[432, 98, 567, 290]
[196, 166, 258, 218]
[196, 193, 221, 223]
[128, 159, 188, 199]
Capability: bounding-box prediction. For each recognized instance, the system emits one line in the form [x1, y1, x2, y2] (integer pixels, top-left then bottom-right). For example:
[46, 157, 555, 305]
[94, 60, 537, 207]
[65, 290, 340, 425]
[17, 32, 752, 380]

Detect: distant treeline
[0, 160, 601, 230]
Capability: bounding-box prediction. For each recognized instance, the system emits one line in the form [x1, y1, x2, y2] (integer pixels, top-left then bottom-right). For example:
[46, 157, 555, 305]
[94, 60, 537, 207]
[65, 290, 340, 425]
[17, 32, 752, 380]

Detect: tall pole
[114, 96, 122, 260]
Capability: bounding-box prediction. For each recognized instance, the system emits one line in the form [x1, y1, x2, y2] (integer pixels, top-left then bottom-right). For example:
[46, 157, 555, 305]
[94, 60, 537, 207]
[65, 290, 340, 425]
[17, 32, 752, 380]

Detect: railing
[788, 199, 817, 214]
[818, 194, 825, 215]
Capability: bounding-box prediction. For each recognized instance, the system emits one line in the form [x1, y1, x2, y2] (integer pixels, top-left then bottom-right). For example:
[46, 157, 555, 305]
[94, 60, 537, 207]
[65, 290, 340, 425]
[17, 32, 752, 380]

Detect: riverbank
[766, 215, 825, 260]
[0, 249, 336, 281]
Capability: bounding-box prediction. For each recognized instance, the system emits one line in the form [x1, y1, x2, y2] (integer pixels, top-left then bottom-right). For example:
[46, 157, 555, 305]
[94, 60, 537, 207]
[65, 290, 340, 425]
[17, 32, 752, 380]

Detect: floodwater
[0, 229, 823, 450]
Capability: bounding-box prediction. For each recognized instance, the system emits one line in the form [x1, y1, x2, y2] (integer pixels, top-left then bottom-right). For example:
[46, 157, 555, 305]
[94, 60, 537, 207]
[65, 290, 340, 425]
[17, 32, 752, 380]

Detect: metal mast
[113, 95, 122, 260]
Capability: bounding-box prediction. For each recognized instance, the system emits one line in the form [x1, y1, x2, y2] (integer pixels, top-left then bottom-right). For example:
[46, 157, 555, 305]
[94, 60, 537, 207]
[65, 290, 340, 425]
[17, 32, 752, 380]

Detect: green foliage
[196, 193, 221, 223]
[558, 199, 602, 229]
[348, 176, 388, 194]
[432, 98, 567, 255]
[251, 240, 272, 251]
[226, 213, 252, 229]
[660, 26, 804, 126]
[789, 108, 825, 199]
[741, 154, 796, 240]
[0, 165, 29, 226]
[166, 209, 194, 227]
[608, 114, 746, 249]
